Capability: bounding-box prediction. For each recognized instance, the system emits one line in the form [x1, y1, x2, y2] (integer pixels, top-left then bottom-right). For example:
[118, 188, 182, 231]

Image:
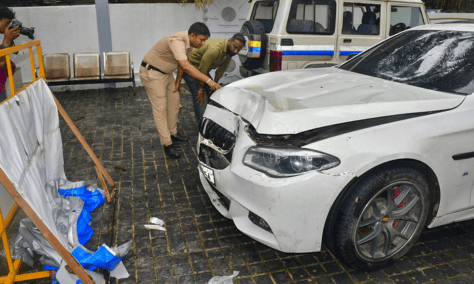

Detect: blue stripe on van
[282, 50, 334, 56]
[339, 51, 362, 56]
[249, 46, 261, 53]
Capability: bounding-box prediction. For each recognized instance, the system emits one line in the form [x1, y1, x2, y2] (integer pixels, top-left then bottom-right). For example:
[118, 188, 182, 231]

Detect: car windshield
[339, 30, 474, 95]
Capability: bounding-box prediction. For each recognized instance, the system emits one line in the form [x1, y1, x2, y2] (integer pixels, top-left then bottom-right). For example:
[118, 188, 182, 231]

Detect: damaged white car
[197, 22, 474, 270]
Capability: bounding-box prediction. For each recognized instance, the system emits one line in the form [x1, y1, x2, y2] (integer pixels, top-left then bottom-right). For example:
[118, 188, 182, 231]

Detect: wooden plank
[52, 94, 115, 203]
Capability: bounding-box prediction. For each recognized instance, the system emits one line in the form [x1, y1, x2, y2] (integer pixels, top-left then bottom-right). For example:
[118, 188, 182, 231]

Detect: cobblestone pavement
[4, 85, 474, 284]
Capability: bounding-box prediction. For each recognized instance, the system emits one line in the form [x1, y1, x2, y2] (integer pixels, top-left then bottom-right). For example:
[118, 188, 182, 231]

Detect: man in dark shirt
[178, 33, 245, 122]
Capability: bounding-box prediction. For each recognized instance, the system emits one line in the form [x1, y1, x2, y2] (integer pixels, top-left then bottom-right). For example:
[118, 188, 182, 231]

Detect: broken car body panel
[211, 68, 464, 134]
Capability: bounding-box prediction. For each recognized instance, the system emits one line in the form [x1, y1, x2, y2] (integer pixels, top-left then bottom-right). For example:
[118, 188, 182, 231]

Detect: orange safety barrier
[0, 40, 116, 284]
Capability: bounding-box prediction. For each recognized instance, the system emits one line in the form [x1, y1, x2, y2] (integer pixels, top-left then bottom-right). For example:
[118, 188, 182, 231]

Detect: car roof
[410, 22, 474, 32]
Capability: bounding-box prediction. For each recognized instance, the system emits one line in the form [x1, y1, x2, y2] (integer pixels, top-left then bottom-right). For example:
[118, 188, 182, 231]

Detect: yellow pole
[29, 47, 36, 81]
[6, 54, 14, 97]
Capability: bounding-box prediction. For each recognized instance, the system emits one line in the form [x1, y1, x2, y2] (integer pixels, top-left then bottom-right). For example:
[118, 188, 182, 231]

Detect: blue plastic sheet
[72, 245, 123, 271]
[43, 265, 58, 270]
[58, 186, 105, 212]
[58, 185, 104, 246]
[76, 209, 93, 246]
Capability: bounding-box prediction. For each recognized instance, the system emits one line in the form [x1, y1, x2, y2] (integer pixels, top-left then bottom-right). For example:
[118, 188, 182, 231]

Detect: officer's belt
[141, 61, 167, 74]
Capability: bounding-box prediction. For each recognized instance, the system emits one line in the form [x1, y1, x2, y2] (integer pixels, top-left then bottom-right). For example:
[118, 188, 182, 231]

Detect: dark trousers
[182, 72, 211, 123]
[0, 93, 7, 103]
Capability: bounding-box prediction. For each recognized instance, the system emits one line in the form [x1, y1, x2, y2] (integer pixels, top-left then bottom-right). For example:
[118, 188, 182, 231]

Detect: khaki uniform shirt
[143, 31, 193, 74]
[188, 39, 231, 86]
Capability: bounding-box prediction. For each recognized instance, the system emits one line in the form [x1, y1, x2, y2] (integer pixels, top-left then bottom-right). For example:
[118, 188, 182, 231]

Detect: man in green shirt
[178, 33, 245, 122]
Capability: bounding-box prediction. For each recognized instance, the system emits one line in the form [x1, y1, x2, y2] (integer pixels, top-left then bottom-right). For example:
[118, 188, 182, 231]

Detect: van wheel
[239, 20, 267, 70]
[324, 163, 431, 270]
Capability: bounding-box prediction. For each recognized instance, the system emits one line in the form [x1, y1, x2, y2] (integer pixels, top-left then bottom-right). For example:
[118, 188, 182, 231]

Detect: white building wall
[9, 2, 249, 90]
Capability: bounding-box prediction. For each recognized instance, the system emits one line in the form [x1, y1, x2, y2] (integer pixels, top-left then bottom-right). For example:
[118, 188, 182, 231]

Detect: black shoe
[171, 132, 189, 142]
[164, 144, 180, 158]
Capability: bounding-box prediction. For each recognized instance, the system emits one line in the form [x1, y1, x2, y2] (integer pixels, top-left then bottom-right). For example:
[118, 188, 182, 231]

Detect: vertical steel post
[95, 0, 115, 88]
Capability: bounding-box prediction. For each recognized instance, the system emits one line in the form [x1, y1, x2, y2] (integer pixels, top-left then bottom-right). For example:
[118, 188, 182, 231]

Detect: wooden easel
[0, 40, 116, 284]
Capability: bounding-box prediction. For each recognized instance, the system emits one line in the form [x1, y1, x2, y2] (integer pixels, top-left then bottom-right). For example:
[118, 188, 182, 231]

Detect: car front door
[335, 0, 386, 63]
[386, 3, 428, 37]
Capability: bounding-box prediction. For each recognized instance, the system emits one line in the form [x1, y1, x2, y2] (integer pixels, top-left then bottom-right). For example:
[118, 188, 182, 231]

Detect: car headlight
[243, 146, 340, 177]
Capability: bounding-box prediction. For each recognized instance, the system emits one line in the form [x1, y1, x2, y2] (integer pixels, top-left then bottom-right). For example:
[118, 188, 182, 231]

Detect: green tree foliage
[424, 0, 474, 12]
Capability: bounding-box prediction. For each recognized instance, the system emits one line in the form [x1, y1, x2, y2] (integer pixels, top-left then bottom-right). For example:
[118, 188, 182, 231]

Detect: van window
[250, 0, 280, 33]
[343, 3, 380, 35]
[390, 6, 424, 35]
[286, 0, 336, 35]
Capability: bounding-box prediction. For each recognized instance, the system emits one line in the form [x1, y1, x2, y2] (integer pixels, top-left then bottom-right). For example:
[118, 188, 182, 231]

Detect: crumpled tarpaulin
[0, 79, 131, 283]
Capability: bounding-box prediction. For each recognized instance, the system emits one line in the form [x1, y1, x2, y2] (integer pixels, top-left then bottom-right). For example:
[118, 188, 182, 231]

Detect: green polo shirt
[188, 39, 231, 87]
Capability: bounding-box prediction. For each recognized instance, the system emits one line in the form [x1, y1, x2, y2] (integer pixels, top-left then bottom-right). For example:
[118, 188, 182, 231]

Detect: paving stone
[234, 277, 255, 284]
[174, 263, 193, 275]
[253, 274, 273, 283]
[423, 266, 445, 281]
[321, 261, 344, 275]
[271, 271, 293, 283]
[138, 268, 156, 282]
[232, 265, 251, 277]
[332, 272, 353, 283]
[348, 270, 370, 282]
[282, 257, 303, 269]
[313, 275, 336, 283]
[210, 258, 229, 270]
[405, 269, 430, 283]
[195, 272, 213, 284]
[288, 267, 311, 281]
[192, 261, 211, 273]
[248, 262, 268, 275]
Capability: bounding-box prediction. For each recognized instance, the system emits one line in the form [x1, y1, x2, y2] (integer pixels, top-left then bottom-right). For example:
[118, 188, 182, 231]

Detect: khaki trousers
[139, 65, 179, 146]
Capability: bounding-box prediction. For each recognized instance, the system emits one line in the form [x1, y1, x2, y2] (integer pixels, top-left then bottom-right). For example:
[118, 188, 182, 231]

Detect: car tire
[324, 163, 431, 270]
[239, 20, 267, 70]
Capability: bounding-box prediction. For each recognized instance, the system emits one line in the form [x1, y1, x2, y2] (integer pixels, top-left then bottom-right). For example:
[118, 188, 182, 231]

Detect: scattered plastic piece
[144, 224, 166, 231]
[150, 217, 164, 226]
[208, 271, 239, 284]
[145, 217, 166, 231]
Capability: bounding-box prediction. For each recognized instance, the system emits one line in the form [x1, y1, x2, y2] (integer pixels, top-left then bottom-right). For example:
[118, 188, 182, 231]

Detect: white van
[238, 0, 430, 77]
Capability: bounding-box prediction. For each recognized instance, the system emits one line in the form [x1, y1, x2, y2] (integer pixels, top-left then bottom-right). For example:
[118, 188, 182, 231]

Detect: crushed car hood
[211, 68, 465, 134]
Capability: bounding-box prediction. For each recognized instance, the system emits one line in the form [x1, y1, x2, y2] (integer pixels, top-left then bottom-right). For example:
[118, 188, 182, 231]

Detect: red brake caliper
[392, 187, 406, 228]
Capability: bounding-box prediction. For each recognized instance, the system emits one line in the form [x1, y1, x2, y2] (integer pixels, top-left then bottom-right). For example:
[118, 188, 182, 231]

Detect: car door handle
[344, 39, 352, 43]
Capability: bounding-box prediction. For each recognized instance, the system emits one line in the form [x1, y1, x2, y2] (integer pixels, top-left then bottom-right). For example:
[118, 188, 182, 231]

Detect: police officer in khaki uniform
[140, 22, 220, 159]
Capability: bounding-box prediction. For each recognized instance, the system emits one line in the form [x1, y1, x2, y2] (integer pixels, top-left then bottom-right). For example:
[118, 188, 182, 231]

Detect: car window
[250, 0, 280, 33]
[340, 30, 474, 95]
[286, 0, 336, 34]
[390, 6, 424, 36]
[342, 3, 381, 35]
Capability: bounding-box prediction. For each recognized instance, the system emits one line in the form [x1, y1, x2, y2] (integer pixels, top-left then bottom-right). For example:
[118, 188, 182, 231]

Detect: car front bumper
[197, 106, 354, 253]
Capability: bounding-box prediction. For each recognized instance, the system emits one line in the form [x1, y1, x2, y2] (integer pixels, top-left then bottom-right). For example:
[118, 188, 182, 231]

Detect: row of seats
[343, 11, 379, 35]
[43, 51, 136, 94]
